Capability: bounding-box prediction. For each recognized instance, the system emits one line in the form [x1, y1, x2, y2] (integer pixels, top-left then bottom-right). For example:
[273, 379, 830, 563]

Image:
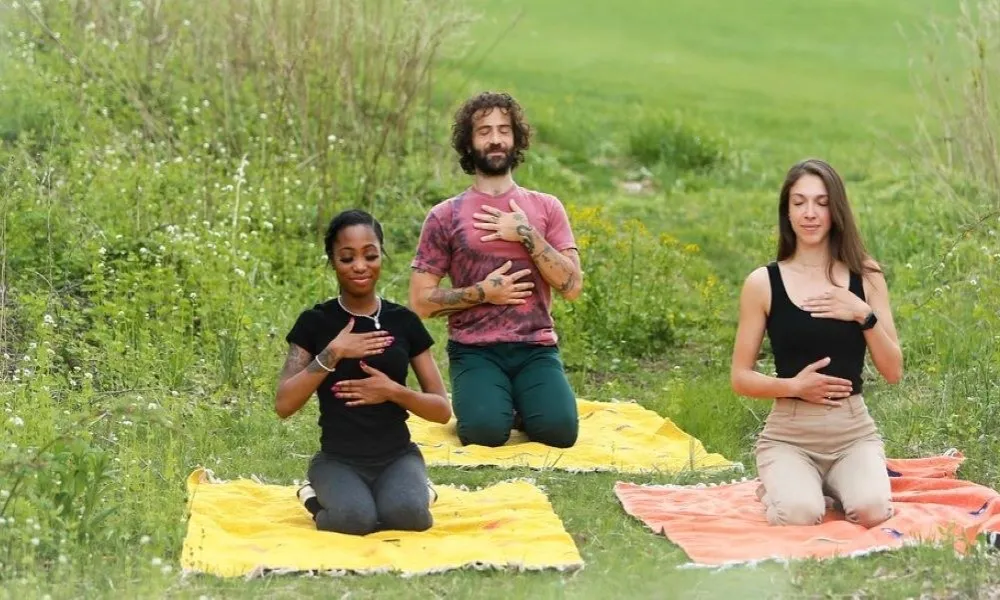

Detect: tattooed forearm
[280, 344, 314, 380]
[520, 228, 583, 298]
[430, 288, 466, 306]
[516, 224, 536, 254]
[558, 270, 578, 293]
[306, 346, 339, 373]
[423, 283, 487, 318]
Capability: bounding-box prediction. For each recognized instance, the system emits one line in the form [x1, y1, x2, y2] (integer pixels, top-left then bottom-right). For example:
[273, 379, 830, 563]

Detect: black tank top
[765, 262, 867, 396]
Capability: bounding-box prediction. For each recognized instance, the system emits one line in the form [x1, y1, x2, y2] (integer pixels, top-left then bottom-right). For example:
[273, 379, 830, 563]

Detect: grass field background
[2, 0, 999, 598]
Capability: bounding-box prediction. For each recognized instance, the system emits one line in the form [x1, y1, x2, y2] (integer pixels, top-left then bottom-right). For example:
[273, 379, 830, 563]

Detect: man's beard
[472, 145, 515, 176]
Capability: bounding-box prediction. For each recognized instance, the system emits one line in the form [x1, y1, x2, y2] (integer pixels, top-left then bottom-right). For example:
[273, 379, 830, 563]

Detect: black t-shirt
[284, 298, 435, 460]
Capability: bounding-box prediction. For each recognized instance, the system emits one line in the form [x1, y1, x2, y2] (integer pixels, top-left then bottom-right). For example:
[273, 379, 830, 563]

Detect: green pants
[447, 340, 579, 448]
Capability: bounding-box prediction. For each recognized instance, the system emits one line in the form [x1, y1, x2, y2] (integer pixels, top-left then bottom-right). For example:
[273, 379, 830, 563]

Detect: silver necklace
[337, 296, 382, 329]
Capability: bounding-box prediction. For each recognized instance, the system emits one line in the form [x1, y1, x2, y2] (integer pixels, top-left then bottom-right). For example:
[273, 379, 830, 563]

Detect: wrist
[470, 281, 488, 305]
[783, 376, 802, 398]
[516, 224, 537, 246]
[855, 304, 873, 324]
[322, 346, 343, 366]
[388, 381, 411, 405]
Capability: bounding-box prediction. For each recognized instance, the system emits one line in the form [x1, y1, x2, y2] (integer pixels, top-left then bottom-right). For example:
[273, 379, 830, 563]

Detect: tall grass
[0, 0, 475, 590]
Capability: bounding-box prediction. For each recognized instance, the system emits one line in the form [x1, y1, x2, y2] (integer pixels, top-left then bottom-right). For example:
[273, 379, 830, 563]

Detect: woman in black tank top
[729, 159, 904, 529]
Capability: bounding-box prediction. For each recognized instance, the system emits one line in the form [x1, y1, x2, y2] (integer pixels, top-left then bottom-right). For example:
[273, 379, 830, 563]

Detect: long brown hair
[777, 158, 880, 284]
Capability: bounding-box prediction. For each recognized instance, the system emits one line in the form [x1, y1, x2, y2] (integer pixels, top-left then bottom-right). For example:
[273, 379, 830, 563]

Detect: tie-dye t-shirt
[411, 184, 578, 346]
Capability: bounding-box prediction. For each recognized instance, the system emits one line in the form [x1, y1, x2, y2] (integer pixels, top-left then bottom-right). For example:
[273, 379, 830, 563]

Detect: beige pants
[754, 395, 893, 528]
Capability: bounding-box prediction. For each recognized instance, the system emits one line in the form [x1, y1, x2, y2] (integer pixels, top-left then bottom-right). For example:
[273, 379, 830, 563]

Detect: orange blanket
[614, 451, 1000, 567]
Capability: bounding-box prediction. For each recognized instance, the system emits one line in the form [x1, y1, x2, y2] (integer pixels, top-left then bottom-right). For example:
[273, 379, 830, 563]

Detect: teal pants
[447, 340, 579, 448]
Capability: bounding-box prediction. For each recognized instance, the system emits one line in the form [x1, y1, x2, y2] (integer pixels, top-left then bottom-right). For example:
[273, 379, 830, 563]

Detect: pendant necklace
[337, 296, 383, 329]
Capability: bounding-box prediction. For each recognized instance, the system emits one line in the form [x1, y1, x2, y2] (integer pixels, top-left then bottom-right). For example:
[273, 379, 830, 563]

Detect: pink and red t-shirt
[411, 184, 577, 346]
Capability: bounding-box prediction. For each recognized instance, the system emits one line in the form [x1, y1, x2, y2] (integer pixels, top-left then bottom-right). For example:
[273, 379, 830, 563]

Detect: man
[408, 91, 583, 448]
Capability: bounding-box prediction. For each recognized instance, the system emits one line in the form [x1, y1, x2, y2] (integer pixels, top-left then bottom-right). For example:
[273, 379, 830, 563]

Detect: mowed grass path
[447, 0, 960, 168]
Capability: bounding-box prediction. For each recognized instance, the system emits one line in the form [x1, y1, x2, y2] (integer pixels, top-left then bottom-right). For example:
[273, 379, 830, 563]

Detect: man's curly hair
[451, 92, 531, 175]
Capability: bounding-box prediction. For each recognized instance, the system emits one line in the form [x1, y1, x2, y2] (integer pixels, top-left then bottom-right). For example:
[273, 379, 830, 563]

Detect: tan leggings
[754, 395, 893, 528]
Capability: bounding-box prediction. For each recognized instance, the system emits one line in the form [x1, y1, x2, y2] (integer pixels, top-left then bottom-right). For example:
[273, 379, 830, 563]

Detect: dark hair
[451, 91, 531, 175]
[777, 158, 880, 282]
[323, 209, 385, 259]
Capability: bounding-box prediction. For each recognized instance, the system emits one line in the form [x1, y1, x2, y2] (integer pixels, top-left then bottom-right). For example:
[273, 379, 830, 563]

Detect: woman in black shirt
[275, 209, 451, 535]
[730, 159, 904, 528]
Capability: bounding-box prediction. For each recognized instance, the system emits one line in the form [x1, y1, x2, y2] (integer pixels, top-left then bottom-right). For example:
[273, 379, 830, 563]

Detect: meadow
[2, 0, 1000, 597]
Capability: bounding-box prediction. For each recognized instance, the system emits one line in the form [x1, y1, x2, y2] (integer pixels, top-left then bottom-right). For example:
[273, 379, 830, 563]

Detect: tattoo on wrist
[516, 225, 536, 253]
[474, 283, 486, 303]
[307, 348, 337, 373]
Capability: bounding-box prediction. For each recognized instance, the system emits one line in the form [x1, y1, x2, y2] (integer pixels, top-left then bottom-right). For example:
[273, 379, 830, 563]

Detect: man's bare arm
[409, 269, 487, 319]
[517, 225, 583, 301]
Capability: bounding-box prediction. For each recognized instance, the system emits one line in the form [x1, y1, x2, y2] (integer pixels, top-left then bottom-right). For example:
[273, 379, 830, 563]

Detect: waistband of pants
[771, 394, 867, 417]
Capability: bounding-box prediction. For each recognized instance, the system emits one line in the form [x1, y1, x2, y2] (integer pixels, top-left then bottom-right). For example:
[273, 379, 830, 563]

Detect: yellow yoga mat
[410, 399, 737, 474]
[179, 468, 584, 578]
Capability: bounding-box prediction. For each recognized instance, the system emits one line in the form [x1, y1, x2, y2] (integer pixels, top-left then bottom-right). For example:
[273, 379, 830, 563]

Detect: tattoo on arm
[559, 270, 578, 293]
[281, 345, 314, 380]
[430, 288, 466, 306]
[425, 283, 486, 317]
[516, 224, 536, 254]
[307, 346, 339, 373]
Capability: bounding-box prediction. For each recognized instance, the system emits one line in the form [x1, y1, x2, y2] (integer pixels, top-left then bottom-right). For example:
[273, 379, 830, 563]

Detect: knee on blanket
[767, 496, 825, 526]
[523, 417, 578, 448]
[845, 496, 893, 528]
[378, 496, 433, 532]
[458, 420, 512, 448]
[316, 504, 379, 536]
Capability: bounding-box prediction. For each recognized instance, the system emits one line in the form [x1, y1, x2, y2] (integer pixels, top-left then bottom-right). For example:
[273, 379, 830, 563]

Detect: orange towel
[614, 451, 1000, 567]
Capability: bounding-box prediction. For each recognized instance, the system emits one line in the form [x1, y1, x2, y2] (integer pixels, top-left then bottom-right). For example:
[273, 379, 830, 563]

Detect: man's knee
[523, 415, 578, 448]
[316, 503, 379, 536]
[378, 496, 433, 532]
[457, 419, 511, 447]
[766, 496, 826, 527]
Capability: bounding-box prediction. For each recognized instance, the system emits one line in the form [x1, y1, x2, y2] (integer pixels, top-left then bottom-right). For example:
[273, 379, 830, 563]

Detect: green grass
[3, 0, 1000, 598]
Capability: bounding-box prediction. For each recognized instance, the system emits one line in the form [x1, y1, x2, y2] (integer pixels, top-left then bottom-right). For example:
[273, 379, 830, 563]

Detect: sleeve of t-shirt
[545, 196, 578, 252]
[284, 309, 321, 355]
[405, 310, 435, 358]
[410, 209, 452, 278]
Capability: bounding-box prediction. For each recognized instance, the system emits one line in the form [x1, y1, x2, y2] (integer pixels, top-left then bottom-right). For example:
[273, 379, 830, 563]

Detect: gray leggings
[307, 443, 432, 535]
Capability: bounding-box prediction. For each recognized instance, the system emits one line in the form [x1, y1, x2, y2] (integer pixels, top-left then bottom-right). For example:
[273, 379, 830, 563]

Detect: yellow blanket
[179, 468, 583, 578]
[410, 399, 736, 474]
